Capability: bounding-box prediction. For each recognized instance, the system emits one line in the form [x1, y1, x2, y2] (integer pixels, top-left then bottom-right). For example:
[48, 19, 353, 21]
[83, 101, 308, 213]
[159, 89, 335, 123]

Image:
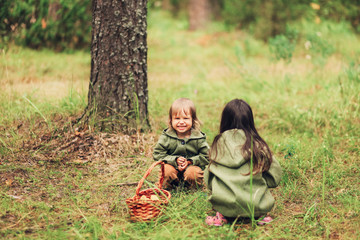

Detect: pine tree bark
[84, 0, 150, 133]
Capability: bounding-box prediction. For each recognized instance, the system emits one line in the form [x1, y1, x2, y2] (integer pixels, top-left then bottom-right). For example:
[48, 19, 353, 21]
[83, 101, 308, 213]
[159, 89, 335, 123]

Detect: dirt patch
[1, 114, 157, 165]
[1, 115, 159, 217]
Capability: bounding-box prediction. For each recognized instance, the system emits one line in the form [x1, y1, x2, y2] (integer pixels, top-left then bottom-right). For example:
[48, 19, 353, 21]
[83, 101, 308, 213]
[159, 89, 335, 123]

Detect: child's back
[205, 129, 282, 218]
[204, 99, 282, 226]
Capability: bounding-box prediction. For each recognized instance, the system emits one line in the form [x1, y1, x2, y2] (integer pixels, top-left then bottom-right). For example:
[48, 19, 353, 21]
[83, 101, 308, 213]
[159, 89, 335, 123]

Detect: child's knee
[184, 166, 203, 182]
[163, 164, 178, 179]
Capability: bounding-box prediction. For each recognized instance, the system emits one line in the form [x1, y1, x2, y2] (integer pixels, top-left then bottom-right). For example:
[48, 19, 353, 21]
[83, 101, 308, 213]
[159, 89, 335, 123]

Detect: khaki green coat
[153, 128, 209, 169]
[204, 129, 282, 218]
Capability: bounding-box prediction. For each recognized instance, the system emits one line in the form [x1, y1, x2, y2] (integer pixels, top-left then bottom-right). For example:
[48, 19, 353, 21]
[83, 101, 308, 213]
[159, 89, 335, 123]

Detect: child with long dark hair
[204, 99, 282, 226]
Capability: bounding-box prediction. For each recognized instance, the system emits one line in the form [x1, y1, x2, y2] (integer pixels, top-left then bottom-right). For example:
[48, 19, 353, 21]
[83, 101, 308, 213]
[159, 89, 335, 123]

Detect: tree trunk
[162, 0, 172, 11]
[188, 0, 211, 30]
[47, 1, 61, 22]
[84, 0, 150, 133]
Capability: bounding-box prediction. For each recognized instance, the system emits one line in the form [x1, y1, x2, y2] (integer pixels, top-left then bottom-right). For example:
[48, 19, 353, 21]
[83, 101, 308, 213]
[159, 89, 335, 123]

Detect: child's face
[171, 109, 192, 138]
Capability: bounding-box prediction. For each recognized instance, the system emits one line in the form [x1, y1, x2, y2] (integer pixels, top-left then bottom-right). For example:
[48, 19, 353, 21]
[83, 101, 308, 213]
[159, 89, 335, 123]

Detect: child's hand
[177, 157, 188, 171]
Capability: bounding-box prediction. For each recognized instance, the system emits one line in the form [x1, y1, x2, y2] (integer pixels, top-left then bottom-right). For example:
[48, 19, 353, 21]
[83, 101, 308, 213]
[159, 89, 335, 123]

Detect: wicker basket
[126, 160, 171, 222]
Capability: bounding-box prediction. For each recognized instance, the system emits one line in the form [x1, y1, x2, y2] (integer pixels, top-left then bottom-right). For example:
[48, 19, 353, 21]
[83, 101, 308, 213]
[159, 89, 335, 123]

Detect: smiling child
[153, 98, 209, 189]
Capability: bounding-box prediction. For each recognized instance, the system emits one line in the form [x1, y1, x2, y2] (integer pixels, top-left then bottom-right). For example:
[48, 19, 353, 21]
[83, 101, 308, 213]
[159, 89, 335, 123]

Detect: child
[204, 99, 282, 226]
[153, 98, 209, 189]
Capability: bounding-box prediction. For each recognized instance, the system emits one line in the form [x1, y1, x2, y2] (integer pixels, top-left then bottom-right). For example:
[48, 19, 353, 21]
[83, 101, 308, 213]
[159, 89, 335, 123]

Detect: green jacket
[204, 129, 282, 218]
[153, 128, 209, 170]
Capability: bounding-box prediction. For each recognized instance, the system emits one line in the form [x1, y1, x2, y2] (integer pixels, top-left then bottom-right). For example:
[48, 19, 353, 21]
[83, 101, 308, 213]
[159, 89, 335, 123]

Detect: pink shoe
[205, 212, 228, 226]
[257, 216, 273, 225]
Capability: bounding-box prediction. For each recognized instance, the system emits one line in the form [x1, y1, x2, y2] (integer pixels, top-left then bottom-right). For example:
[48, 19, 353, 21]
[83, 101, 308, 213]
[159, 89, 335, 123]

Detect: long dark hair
[210, 99, 272, 174]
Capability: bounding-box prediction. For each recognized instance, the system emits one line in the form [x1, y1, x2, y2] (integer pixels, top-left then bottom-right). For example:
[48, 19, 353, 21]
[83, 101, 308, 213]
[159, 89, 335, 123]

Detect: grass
[1, 10, 359, 239]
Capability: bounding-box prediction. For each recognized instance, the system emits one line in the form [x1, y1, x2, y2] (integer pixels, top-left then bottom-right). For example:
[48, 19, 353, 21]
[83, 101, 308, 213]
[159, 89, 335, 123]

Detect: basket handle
[135, 160, 165, 196]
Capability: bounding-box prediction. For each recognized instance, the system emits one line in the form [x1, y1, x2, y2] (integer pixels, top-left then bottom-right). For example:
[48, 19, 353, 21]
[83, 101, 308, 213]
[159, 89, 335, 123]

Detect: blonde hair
[168, 98, 201, 131]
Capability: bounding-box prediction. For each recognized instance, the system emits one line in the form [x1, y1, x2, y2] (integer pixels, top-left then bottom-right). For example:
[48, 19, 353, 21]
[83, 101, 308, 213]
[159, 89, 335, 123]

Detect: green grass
[1, 10, 359, 239]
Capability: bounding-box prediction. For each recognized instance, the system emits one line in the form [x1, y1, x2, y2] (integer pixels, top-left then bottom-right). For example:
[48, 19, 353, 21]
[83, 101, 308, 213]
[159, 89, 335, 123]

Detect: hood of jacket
[210, 129, 247, 169]
[163, 128, 206, 140]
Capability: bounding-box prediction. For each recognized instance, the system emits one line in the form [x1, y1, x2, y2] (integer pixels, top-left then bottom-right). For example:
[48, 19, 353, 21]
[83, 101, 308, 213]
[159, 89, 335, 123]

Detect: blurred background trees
[1, 0, 359, 51]
[0, 0, 92, 51]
